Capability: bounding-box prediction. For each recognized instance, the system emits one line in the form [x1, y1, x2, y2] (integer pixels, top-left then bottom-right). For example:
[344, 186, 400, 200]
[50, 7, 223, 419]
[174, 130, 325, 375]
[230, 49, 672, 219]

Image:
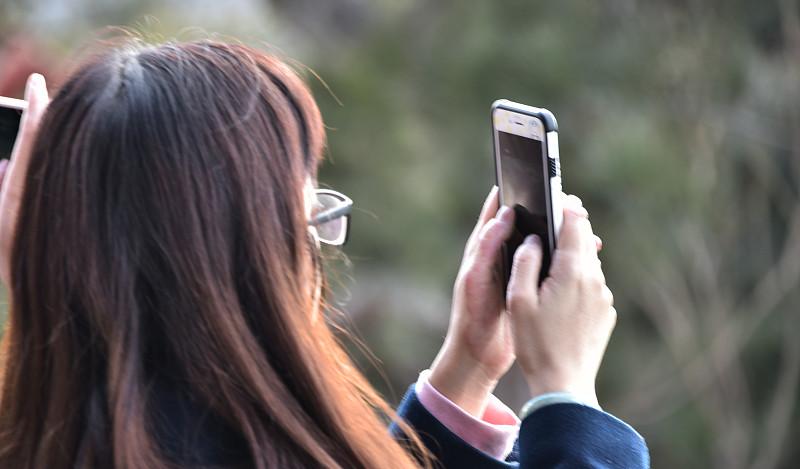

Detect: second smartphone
[0, 96, 26, 160]
[491, 99, 562, 286]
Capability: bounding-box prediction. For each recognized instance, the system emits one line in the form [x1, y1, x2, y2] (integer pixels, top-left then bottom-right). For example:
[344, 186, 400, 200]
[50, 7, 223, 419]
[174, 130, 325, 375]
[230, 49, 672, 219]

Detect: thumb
[506, 235, 543, 307]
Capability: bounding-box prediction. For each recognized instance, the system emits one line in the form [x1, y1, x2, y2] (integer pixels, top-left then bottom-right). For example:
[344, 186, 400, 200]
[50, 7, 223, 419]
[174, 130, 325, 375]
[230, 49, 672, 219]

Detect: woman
[0, 40, 648, 468]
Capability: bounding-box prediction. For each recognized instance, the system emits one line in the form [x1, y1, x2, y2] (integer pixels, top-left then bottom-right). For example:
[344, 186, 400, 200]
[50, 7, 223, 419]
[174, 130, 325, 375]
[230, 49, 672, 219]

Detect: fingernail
[497, 206, 512, 221]
[24, 74, 44, 102]
[0, 160, 8, 172]
[524, 234, 540, 246]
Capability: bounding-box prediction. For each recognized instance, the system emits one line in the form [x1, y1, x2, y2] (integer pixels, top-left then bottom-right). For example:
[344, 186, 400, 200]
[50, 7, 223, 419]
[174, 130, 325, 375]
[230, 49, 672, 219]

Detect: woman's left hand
[429, 186, 516, 417]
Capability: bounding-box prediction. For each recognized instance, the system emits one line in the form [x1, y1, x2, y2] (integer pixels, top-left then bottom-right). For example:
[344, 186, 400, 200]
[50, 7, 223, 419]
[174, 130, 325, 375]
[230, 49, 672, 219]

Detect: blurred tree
[300, 1, 800, 468]
[0, 0, 797, 467]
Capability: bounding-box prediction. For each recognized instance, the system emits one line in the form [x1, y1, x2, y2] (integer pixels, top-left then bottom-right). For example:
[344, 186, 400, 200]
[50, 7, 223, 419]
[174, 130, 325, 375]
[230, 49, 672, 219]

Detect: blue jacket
[156, 381, 650, 467]
[393, 385, 650, 468]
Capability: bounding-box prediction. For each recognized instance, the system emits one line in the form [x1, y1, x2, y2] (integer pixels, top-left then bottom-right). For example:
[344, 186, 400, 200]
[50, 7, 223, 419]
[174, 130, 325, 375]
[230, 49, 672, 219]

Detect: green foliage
[304, 2, 800, 467]
[2, 0, 798, 467]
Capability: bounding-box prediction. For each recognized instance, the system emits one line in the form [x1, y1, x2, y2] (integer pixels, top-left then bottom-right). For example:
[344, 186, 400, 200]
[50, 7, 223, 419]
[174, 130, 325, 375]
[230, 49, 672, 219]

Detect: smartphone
[491, 99, 562, 286]
[0, 96, 27, 160]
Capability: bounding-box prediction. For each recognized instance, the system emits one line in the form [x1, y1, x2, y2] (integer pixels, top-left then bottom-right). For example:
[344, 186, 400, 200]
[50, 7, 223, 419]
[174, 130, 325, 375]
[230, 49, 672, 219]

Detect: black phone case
[490, 100, 560, 288]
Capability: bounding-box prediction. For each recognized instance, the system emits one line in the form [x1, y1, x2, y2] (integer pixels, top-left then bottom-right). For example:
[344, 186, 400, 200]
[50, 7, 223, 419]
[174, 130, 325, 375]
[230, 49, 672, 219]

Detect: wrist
[429, 342, 500, 418]
[523, 371, 598, 408]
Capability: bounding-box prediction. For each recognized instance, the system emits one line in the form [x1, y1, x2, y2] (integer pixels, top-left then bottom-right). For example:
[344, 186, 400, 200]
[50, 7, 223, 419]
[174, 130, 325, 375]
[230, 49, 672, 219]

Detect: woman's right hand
[506, 198, 615, 408]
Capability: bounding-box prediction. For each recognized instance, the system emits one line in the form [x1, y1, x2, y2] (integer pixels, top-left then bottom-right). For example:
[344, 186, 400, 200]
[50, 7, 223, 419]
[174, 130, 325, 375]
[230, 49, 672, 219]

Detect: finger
[563, 194, 584, 212]
[550, 210, 594, 282]
[477, 185, 500, 227]
[506, 235, 543, 307]
[556, 209, 586, 255]
[466, 186, 500, 251]
[20, 74, 49, 142]
[561, 192, 589, 218]
[594, 235, 603, 251]
[563, 194, 588, 219]
[581, 217, 598, 260]
[26, 73, 50, 117]
[7, 74, 50, 187]
[473, 209, 514, 267]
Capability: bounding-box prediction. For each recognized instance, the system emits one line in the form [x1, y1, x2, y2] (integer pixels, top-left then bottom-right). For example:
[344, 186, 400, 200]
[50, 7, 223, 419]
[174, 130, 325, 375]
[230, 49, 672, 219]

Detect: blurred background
[1, 0, 799, 467]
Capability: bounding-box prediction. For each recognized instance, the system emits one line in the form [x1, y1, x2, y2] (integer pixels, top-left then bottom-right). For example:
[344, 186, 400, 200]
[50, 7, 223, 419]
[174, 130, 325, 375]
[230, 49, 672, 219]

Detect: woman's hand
[0, 73, 50, 287]
[506, 198, 615, 408]
[429, 186, 516, 417]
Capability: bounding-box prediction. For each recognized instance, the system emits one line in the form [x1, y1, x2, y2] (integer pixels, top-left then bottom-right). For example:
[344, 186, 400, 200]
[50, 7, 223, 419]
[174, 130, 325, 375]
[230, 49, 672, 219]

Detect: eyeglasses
[309, 188, 353, 246]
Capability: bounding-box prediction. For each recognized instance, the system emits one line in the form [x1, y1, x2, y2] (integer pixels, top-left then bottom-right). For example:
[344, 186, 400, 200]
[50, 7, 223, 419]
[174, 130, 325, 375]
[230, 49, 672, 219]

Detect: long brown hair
[0, 40, 428, 469]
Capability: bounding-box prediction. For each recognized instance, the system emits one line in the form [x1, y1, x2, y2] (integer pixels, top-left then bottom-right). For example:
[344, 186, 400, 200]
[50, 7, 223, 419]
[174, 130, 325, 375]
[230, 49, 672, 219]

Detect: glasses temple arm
[310, 204, 352, 225]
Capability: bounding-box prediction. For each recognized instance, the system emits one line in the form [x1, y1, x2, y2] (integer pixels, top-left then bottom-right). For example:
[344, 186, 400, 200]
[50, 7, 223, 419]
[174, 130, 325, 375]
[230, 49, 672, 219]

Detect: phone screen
[0, 106, 23, 160]
[496, 128, 553, 284]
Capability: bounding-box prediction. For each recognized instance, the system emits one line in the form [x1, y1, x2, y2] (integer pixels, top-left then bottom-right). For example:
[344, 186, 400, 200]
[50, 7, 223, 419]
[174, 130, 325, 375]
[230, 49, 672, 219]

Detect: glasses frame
[309, 188, 353, 246]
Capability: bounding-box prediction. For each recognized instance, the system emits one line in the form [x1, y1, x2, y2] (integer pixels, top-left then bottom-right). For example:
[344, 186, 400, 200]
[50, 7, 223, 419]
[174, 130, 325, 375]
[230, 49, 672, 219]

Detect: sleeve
[517, 403, 650, 468]
[414, 370, 519, 460]
[393, 384, 650, 469]
[391, 384, 518, 469]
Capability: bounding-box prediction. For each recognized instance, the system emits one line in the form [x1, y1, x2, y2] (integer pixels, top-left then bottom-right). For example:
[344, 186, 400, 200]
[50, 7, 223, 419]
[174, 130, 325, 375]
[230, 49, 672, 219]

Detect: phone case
[491, 99, 562, 283]
[0, 96, 28, 111]
[0, 97, 27, 161]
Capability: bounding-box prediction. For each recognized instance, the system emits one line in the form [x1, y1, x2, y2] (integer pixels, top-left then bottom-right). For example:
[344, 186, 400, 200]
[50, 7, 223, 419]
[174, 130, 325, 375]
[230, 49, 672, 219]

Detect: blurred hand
[506, 198, 615, 407]
[429, 186, 516, 417]
[0, 73, 50, 287]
